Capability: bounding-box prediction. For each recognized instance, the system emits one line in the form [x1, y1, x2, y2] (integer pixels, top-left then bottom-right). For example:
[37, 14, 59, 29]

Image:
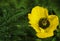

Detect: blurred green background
[0, 0, 60, 41]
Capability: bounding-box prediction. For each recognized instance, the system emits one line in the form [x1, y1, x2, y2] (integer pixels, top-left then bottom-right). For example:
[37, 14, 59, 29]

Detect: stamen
[39, 18, 50, 29]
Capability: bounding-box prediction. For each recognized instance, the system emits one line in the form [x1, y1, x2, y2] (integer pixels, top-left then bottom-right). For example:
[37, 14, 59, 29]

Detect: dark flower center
[39, 18, 50, 29]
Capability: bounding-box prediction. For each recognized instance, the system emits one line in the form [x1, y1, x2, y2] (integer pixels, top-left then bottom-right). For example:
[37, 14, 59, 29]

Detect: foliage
[0, 0, 60, 41]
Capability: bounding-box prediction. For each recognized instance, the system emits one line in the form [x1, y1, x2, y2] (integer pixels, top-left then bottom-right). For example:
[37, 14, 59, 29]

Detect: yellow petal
[46, 15, 59, 32]
[31, 24, 45, 34]
[28, 13, 45, 32]
[36, 32, 54, 38]
[28, 13, 39, 24]
[28, 6, 49, 26]
[30, 24, 41, 32]
[31, 6, 48, 18]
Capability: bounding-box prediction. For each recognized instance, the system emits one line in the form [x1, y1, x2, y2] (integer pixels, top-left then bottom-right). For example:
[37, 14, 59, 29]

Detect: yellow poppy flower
[28, 6, 59, 38]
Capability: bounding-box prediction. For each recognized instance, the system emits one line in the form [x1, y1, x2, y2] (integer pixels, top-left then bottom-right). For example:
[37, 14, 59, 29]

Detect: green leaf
[52, 38, 56, 41]
[35, 39, 42, 41]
